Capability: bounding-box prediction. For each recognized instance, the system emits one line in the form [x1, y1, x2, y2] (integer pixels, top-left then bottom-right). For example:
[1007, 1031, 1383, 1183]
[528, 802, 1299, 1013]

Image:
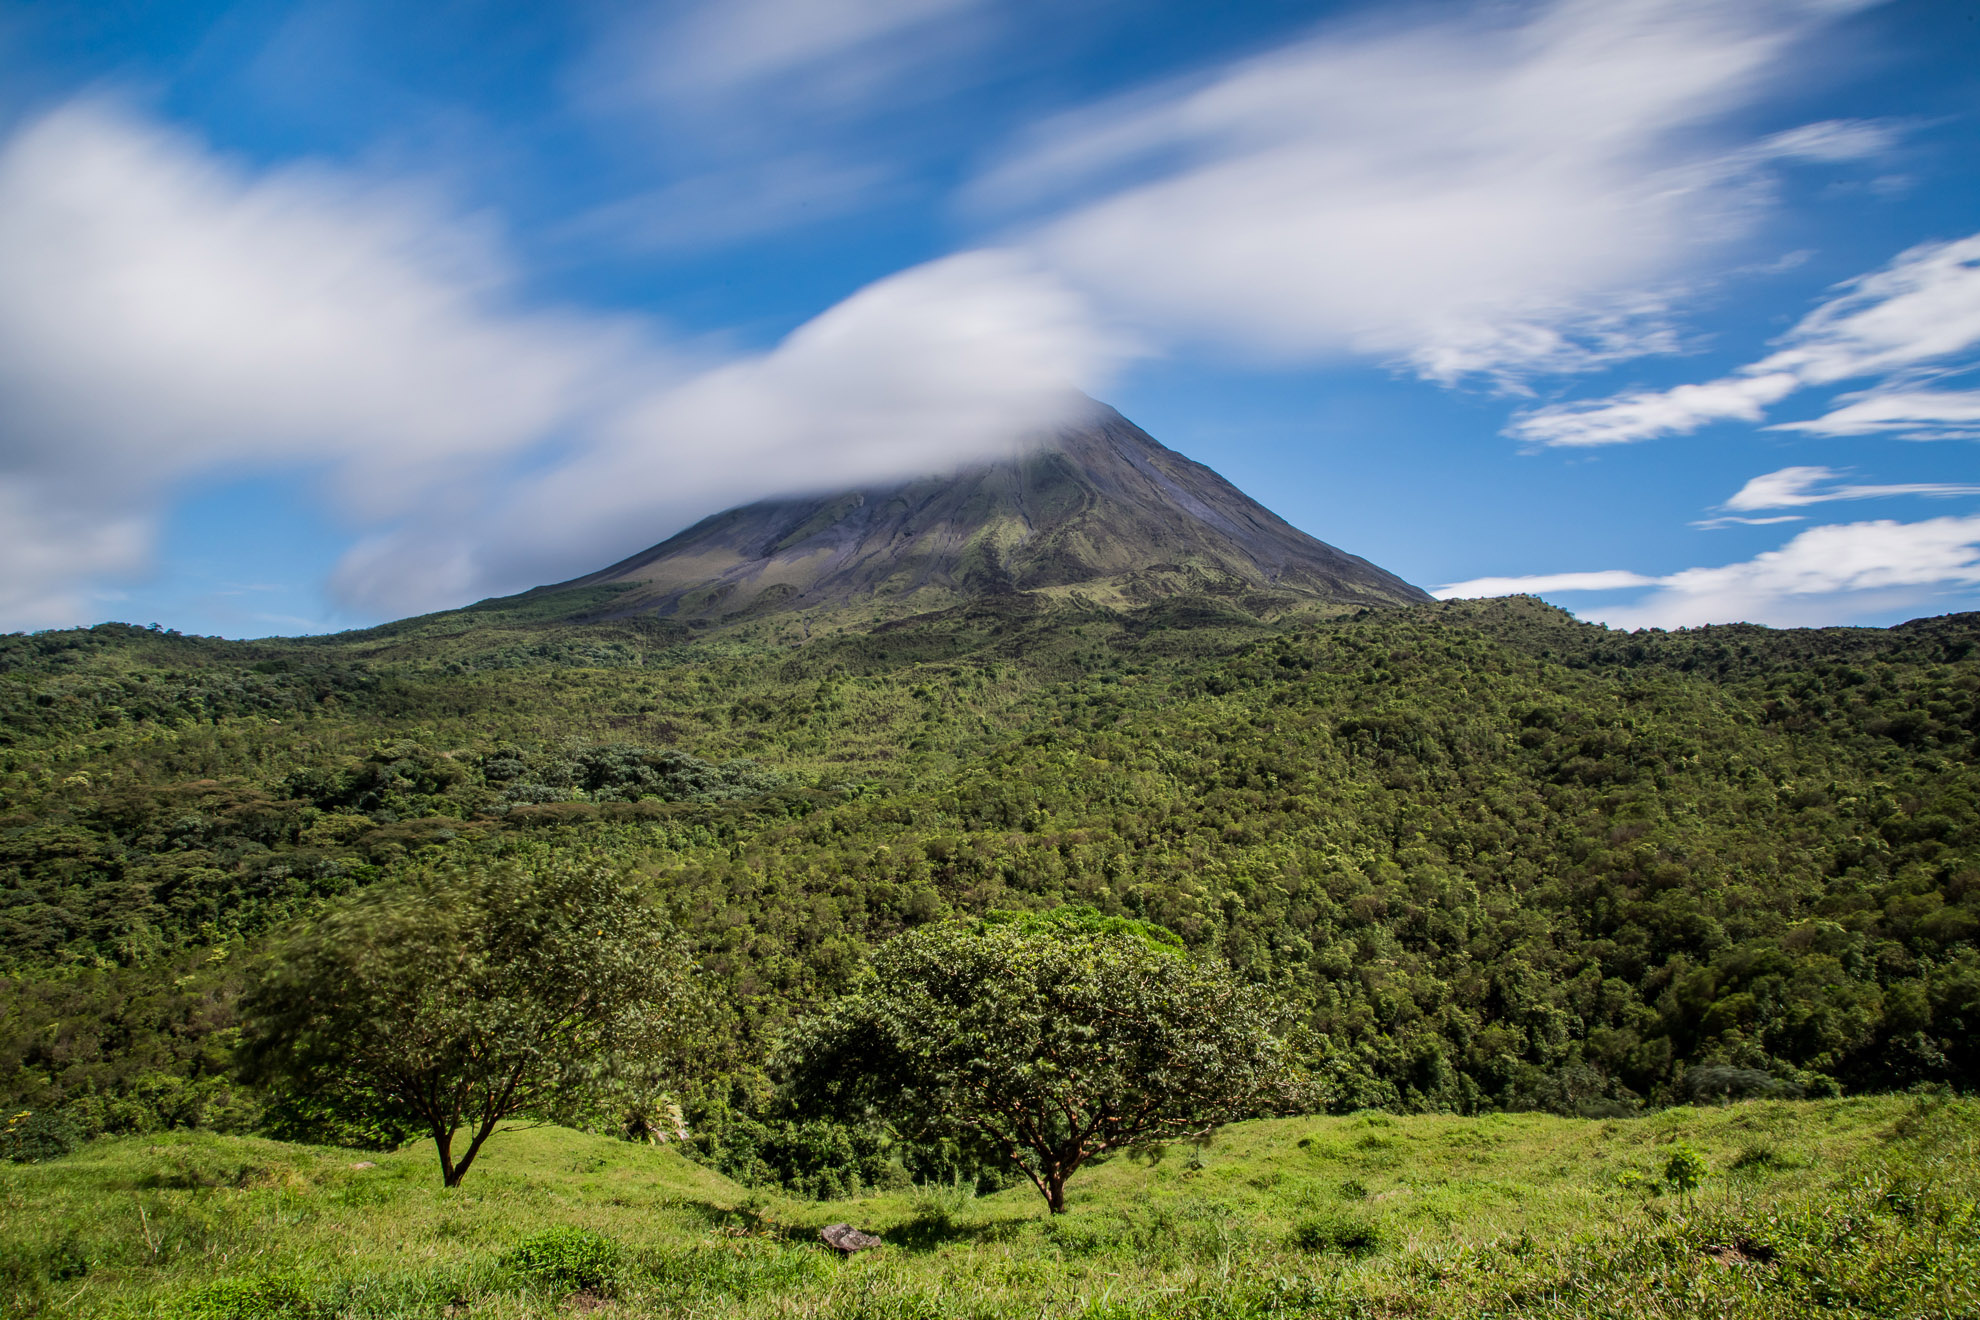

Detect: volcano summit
[535, 402, 1430, 624]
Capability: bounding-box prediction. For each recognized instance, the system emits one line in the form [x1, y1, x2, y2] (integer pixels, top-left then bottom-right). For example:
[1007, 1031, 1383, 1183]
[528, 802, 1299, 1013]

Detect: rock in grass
[820, 1223, 883, 1254]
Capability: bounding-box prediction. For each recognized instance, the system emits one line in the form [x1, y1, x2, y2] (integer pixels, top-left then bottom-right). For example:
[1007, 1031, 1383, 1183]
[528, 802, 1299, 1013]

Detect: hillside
[3, 1096, 1972, 1317]
[533, 401, 1430, 624]
[2, 596, 1976, 1140]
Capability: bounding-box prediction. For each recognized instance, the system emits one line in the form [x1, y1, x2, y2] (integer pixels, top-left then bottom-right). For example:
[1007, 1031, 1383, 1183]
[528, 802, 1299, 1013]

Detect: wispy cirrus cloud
[1720, 465, 1980, 511]
[563, 0, 995, 255]
[1688, 463, 1980, 528]
[1508, 373, 1801, 447]
[607, 0, 990, 108]
[1769, 387, 1980, 440]
[1508, 231, 1980, 446]
[1430, 570, 1660, 598]
[1436, 514, 1980, 628]
[974, 0, 1884, 386]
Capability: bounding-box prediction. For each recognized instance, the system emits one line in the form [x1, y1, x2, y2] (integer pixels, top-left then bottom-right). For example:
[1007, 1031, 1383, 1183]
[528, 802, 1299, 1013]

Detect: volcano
[538, 401, 1431, 623]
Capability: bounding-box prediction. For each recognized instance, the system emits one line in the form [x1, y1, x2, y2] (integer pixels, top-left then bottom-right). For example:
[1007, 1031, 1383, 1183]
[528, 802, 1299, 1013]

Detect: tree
[786, 908, 1296, 1213]
[238, 859, 695, 1186]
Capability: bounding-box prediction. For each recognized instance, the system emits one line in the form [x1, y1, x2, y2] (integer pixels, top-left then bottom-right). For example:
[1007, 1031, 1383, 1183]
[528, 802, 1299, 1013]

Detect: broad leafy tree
[238, 859, 695, 1186]
[787, 909, 1295, 1212]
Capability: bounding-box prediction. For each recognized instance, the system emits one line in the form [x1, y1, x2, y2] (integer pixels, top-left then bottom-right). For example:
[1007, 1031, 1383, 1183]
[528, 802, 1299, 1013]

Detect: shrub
[1289, 1212, 1385, 1257]
[162, 1275, 316, 1318]
[686, 1112, 913, 1199]
[1729, 1140, 1794, 1173]
[502, 1227, 624, 1293]
[2, 1110, 82, 1164]
[1664, 1143, 1708, 1194]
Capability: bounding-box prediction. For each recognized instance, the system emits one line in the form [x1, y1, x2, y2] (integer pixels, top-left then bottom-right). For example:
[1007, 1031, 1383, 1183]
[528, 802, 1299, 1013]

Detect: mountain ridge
[536, 401, 1430, 625]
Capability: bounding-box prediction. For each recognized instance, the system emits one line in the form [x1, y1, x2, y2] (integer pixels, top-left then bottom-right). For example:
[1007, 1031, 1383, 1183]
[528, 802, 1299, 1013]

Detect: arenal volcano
[537, 401, 1431, 623]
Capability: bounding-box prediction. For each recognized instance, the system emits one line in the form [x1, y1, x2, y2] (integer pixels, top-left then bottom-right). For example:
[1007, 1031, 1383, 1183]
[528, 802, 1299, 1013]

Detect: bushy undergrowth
[1289, 1210, 1385, 1256]
[3, 1109, 81, 1164]
[501, 1225, 624, 1293]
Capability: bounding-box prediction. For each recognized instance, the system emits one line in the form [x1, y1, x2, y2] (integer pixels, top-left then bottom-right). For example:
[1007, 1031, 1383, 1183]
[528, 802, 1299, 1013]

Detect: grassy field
[4, 1094, 1975, 1318]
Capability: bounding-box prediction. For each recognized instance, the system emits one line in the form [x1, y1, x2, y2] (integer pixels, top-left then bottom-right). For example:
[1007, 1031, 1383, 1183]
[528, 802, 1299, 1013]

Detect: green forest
[3, 588, 1978, 1315]
[5, 591, 1975, 1137]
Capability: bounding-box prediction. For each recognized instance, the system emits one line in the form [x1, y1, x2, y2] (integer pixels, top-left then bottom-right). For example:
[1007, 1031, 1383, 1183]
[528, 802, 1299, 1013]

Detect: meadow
[4, 1094, 1975, 1318]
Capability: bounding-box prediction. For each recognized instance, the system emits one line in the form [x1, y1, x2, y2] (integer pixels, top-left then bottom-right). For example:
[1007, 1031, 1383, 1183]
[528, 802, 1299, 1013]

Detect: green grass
[5, 1095, 1976, 1318]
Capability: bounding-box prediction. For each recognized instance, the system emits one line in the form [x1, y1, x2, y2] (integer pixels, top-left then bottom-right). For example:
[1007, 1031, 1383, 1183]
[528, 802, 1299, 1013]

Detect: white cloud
[1770, 387, 1980, 440]
[1431, 570, 1659, 599]
[0, 101, 655, 505]
[0, 102, 1125, 629]
[0, 100, 652, 629]
[1750, 118, 1899, 164]
[1445, 515, 1980, 628]
[1721, 465, 1980, 510]
[651, 0, 987, 103]
[0, 481, 153, 630]
[1752, 233, 1980, 384]
[1507, 372, 1799, 446]
[1690, 515, 1806, 529]
[973, 0, 1876, 385]
[331, 250, 1128, 616]
[1509, 231, 1980, 445]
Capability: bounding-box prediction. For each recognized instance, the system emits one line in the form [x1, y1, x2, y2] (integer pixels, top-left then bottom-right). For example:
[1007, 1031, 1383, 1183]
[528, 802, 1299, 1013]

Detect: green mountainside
[3, 592, 1975, 1142]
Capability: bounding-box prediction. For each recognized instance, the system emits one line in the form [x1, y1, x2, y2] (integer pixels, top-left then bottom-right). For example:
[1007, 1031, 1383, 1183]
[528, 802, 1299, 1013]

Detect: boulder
[819, 1223, 883, 1254]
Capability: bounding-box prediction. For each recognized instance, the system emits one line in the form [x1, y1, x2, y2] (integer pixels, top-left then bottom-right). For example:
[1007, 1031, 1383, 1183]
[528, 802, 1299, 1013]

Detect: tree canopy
[4, 597, 1977, 1167]
[236, 858, 696, 1185]
[787, 909, 1295, 1212]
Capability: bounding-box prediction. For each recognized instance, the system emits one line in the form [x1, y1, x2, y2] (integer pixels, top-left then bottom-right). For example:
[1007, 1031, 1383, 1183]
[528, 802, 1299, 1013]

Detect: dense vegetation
[2, 591, 1977, 1173]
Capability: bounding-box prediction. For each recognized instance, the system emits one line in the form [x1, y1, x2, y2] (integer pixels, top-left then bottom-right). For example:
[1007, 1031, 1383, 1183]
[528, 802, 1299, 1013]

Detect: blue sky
[0, 0, 1976, 637]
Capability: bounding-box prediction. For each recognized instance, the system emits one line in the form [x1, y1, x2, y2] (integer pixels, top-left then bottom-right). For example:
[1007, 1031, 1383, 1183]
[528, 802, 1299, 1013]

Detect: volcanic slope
[541, 401, 1431, 624]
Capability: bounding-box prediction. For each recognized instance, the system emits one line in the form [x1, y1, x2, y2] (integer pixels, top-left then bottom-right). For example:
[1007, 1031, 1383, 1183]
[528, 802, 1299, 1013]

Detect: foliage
[1, 595, 1977, 1148]
[683, 1110, 912, 1200]
[159, 1274, 316, 1319]
[786, 910, 1295, 1211]
[502, 1226, 624, 1293]
[235, 859, 696, 1184]
[1663, 1142, 1708, 1194]
[1288, 1210, 1385, 1256]
[3, 1108, 82, 1163]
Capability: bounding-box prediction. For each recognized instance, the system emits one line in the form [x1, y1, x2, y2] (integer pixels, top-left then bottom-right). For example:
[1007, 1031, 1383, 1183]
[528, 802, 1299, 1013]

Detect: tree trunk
[433, 1126, 461, 1187]
[447, 1115, 502, 1187]
[1046, 1172, 1067, 1214]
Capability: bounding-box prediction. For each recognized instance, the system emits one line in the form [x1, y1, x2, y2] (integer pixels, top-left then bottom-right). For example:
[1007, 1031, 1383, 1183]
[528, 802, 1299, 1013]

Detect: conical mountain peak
[543, 403, 1430, 624]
